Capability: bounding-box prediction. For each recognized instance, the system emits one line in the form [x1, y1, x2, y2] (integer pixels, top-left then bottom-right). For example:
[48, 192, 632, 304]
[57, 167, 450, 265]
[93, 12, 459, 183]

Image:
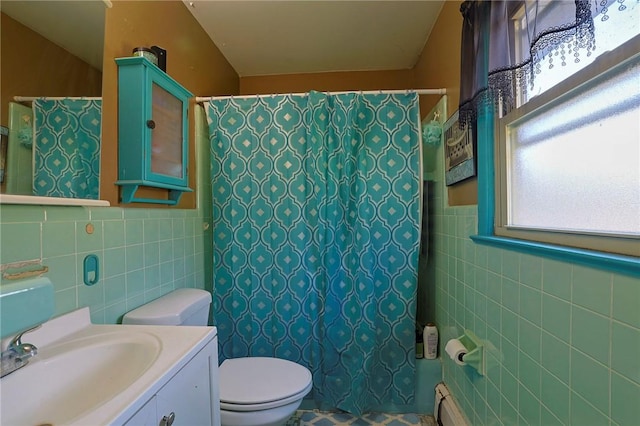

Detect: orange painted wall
[414, 0, 476, 206]
[0, 13, 102, 127]
[413, 1, 463, 119]
[8, 0, 469, 206]
[101, 1, 239, 207]
[240, 1, 474, 206]
[240, 69, 415, 95]
[1, 12, 103, 194]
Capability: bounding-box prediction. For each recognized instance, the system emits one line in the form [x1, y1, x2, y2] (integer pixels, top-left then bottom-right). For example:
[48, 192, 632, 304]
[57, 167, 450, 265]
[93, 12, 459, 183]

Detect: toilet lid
[219, 357, 312, 405]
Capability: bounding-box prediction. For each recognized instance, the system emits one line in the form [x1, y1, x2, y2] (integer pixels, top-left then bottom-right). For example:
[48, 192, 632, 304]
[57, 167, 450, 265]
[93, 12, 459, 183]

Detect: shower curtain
[206, 91, 421, 415]
[32, 99, 101, 199]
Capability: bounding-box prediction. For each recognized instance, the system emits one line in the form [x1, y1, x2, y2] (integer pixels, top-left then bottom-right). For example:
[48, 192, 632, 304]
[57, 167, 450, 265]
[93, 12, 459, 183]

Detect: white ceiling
[183, 0, 445, 77]
[1, 1, 444, 78]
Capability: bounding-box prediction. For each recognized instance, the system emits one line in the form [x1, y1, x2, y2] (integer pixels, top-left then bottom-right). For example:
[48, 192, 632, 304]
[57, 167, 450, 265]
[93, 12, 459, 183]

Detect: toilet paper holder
[457, 329, 485, 376]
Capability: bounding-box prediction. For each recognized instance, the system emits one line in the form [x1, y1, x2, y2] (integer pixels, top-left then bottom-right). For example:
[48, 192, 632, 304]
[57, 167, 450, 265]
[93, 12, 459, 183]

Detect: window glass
[516, 0, 640, 104]
[506, 54, 640, 236]
[496, 2, 640, 256]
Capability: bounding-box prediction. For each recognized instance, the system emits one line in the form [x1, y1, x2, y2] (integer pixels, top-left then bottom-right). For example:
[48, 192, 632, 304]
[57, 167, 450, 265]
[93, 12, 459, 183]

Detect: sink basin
[0, 307, 216, 425]
[0, 330, 161, 425]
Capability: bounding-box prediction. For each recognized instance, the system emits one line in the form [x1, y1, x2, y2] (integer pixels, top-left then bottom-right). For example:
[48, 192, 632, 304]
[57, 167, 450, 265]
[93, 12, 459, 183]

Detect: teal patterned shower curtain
[32, 99, 101, 199]
[207, 91, 421, 415]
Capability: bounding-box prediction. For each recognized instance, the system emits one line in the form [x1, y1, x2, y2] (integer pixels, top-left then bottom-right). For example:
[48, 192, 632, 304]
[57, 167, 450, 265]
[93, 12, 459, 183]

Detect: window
[513, 1, 639, 103]
[492, 2, 640, 259]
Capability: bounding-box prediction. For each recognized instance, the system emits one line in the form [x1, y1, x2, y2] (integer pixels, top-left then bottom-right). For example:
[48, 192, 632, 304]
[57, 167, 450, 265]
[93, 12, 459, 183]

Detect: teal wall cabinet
[115, 57, 193, 205]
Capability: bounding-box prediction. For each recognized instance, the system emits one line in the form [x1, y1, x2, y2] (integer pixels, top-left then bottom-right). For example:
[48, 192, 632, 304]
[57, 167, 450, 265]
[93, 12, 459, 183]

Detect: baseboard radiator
[434, 383, 469, 426]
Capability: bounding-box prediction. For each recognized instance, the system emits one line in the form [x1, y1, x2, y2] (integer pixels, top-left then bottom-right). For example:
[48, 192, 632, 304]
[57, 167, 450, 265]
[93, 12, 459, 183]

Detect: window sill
[470, 234, 640, 277]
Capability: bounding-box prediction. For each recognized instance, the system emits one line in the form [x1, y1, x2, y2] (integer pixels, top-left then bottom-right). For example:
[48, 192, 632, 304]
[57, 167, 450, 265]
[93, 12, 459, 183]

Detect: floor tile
[287, 410, 435, 426]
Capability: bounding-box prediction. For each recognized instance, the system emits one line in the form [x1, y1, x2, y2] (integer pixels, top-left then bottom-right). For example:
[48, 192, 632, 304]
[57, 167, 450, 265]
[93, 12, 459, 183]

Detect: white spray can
[423, 323, 438, 359]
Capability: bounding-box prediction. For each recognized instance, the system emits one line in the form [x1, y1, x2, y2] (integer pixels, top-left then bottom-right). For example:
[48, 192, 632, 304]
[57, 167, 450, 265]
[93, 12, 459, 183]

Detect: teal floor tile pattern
[286, 411, 436, 426]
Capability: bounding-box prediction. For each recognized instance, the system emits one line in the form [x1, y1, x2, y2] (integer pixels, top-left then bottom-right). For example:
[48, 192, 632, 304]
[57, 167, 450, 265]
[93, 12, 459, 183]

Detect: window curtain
[458, 0, 631, 127]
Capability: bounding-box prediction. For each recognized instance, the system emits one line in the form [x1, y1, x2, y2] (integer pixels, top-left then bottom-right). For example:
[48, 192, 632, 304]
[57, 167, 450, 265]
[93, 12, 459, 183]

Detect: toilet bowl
[122, 288, 312, 426]
[219, 357, 312, 426]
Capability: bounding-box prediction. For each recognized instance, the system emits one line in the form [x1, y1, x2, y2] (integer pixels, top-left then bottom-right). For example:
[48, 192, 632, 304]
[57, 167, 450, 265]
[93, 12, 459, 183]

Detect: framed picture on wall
[443, 110, 476, 186]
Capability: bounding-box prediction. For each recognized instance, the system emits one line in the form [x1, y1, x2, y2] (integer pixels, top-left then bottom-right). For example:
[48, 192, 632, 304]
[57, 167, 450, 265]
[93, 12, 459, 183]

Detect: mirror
[0, 1, 107, 202]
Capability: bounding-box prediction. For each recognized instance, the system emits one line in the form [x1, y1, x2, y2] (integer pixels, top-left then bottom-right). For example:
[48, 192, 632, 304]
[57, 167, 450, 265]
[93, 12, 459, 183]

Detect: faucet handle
[15, 343, 37, 358]
[1, 326, 40, 378]
[8, 324, 41, 352]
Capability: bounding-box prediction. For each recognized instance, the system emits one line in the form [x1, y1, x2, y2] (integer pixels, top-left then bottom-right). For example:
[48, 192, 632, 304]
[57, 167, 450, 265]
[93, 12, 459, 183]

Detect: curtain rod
[13, 96, 102, 102]
[196, 88, 446, 103]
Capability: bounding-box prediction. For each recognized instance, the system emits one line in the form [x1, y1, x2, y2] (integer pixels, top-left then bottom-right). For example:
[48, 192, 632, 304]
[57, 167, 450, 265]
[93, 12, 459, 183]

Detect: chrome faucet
[0, 325, 40, 378]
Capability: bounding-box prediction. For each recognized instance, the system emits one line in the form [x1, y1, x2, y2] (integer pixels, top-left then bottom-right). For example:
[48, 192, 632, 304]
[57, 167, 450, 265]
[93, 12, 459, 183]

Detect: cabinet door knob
[160, 412, 175, 426]
[146, 119, 156, 129]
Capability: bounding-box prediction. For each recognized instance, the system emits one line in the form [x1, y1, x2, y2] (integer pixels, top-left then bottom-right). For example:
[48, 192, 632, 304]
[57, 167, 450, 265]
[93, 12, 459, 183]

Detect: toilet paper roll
[445, 338, 467, 366]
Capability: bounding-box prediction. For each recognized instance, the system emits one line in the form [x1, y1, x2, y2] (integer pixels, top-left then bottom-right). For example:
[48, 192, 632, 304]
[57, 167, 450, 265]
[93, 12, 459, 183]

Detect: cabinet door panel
[151, 83, 184, 179]
[155, 347, 212, 426]
[124, 397, 157, 426]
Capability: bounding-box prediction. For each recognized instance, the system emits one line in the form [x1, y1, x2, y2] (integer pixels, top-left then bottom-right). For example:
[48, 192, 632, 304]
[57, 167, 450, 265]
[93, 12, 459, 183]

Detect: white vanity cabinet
[124, 337, 220, 426]
[0, 308, 220, 426]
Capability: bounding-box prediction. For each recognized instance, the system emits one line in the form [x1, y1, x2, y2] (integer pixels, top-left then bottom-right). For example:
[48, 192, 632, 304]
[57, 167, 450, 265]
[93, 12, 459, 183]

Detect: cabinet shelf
[115, 180, 193, 205]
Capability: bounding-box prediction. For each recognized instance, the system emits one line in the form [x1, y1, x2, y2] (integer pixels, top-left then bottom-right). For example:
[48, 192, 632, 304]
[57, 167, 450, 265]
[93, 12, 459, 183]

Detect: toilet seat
[219, 357, 312, 412]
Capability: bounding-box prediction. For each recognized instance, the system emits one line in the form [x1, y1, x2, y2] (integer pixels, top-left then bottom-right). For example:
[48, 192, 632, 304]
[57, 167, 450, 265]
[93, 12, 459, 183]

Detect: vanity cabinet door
[155, 341, 213, 426]
[124, 337, 220, 426]
[124, 397, 157, 426]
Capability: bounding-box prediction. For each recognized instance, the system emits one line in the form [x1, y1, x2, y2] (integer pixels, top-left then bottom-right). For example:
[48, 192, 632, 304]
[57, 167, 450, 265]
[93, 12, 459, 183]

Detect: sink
[0, 330, 161, 425]
[0, 307, 216, 425]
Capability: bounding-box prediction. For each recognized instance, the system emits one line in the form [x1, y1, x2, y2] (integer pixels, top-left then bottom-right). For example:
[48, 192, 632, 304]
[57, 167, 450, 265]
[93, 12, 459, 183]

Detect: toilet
[122, 288, 312, 426]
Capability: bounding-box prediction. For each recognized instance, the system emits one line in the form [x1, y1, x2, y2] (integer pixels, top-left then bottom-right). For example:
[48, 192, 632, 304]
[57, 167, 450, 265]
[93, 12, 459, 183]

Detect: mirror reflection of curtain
[32, 99, 101, 199]
[5, 102, 34, 195]
[207, 91, 421, 415]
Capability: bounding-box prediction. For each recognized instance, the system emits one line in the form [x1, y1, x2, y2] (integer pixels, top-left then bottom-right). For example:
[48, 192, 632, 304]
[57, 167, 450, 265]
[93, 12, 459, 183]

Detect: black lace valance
[458, 0, 632, 127]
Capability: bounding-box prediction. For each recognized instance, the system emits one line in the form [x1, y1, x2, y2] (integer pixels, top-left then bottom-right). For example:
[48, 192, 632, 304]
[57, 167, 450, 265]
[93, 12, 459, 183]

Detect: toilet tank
[122, 288, 212, 326]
